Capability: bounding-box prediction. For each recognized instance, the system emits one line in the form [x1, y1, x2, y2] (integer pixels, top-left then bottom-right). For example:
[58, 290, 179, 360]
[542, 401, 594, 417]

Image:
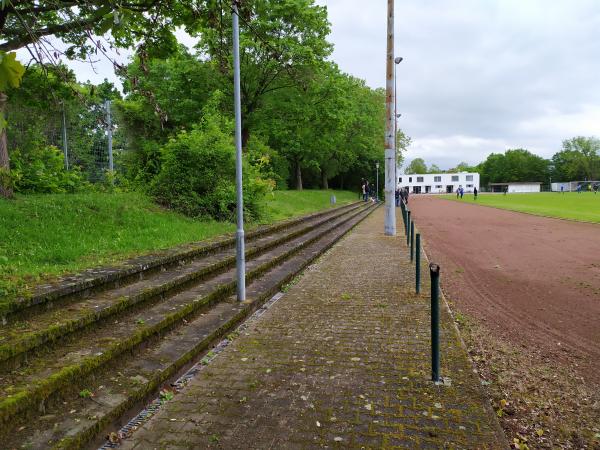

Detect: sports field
[441, 192, 600, 222]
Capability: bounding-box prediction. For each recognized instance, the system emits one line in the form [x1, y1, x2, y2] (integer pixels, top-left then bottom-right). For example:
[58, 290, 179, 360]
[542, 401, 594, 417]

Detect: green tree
[447, 161, 475, 173]
[194, 0, 332, 148]
[396, 129, 411, 168]
[0, 51, 25, 197]
[0, 0, 202, 197]
[479, 149, 549, 186]
[404, 158, 428, 174]
[553, 136, 600, 181]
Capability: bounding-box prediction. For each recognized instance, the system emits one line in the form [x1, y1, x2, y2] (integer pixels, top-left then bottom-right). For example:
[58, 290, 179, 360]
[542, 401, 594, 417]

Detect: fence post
[105, 100, 114, 173]
[410, 221, 415, 262]
[406, 210, 411, 245]
[416, 233, 421, 293]
[61, 105, 69, 170]
[430, 263, 441, 382]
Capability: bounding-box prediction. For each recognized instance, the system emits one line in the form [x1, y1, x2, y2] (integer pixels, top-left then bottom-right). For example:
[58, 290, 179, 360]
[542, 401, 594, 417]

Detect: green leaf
[0, 52, 25, 91]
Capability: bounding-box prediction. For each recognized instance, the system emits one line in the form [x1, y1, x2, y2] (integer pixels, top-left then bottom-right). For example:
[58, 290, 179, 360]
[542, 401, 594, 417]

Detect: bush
[150, 96, 272, 221]
[10, 143, 89, 194]
[247, 136, 289, 190]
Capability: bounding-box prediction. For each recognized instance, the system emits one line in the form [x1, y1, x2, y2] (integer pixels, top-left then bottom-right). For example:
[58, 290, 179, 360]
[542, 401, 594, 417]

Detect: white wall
[507, 183, 541, 193]
[396, 171, 480, 194]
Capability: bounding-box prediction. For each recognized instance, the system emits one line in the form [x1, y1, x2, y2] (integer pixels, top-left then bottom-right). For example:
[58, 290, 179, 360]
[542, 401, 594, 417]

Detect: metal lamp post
[232, 1, 246, 302]
[376, 162, 380, 202]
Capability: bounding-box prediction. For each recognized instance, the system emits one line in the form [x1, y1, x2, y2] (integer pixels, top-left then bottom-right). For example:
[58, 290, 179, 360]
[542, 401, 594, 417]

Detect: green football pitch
[441, 192, 600, 223]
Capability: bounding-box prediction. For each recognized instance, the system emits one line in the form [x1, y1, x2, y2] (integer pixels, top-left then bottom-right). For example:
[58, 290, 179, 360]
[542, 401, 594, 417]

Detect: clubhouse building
[397, 172, 480, 194]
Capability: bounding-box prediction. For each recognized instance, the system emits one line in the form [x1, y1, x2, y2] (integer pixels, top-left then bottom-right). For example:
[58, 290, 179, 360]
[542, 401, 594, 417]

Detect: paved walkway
[120, 208, 505, 449]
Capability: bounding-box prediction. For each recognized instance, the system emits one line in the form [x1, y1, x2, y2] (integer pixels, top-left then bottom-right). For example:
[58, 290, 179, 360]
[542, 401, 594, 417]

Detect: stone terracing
[1, 201, 377, 449]
[119, 208, 506, 449]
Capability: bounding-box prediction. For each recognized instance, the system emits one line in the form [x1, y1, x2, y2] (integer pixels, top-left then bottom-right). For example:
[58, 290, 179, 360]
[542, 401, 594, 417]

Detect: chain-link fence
[6, 100, 125, 183]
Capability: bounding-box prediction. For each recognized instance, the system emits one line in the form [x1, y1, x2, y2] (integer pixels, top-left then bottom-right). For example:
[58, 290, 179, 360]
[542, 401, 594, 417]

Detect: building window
[409, 177, 412, 182]
[398, 177, 402, 183]
[434, 176, 441, 182]
[435, 185, 442, 189]
[467, 184, 473, 188]
[417, 176, 424, 182]
[466, 175, 473, 181]
[451, 175, 459, 182]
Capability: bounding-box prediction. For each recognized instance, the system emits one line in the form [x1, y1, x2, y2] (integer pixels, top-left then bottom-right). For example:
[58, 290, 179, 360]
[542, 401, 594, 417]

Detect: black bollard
[406, 210, 411, 245]
[416, 233, 421, 293]
[410, 221, 415, 262]
[430, 263, 441, 382]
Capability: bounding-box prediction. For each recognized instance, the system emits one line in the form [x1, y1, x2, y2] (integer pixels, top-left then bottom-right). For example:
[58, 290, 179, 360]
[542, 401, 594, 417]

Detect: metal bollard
[410, 221, 415, 262]
[406, 210, 411, 245]
[416, 233, 421, 293]
[430, 263, 441, 382]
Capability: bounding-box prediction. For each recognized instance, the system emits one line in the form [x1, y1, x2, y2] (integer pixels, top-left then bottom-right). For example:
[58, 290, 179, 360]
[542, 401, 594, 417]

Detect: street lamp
[376, 162, 380, 202]
[394, 57, 403, 191]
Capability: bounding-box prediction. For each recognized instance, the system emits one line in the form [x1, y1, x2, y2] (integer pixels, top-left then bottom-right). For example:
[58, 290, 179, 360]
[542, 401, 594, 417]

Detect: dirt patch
[410, 196, 600, 448]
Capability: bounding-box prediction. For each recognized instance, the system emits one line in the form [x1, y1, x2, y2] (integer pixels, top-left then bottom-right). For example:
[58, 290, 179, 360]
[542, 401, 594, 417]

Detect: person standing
[460, 187, 464, 199]
[474, 187, 478, 200]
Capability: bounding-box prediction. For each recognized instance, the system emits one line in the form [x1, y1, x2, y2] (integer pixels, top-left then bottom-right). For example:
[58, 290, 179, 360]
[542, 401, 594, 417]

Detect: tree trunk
[295, 163, 303, 190]
[241, 123, 250, 151]
[321, 170, 328, 190]
[0, 92, 13, 199]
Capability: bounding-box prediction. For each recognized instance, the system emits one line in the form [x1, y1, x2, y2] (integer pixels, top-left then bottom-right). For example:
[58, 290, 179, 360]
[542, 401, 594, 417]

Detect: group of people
[360, 179, 375, 202]
[575, 183, 599, 193]
[359, 180, 411, 206]
[395, 187, 409, 206]
[456, 186, 478, 199]
[562, 183, 600, 193]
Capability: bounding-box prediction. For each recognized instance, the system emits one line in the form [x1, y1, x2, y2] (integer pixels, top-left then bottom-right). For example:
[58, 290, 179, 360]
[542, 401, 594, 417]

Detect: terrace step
[0, 203, 364, 365]
[2, 202, 361, 319]
[0, 203, 377, 449]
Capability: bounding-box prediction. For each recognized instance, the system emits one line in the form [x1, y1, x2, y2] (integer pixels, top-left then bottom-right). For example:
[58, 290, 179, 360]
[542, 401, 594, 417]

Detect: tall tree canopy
[478, 149, 549, 186]
[193, 0, 332, 148]
[551, 136, 600, 182]
[404, 158, 428, 174]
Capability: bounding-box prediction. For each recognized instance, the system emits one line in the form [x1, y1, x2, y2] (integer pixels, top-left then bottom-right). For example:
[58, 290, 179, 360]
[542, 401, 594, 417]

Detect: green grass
[0, 190, 357, 306]
[260, 189, 358, 222]
[441, 192, 600, 223]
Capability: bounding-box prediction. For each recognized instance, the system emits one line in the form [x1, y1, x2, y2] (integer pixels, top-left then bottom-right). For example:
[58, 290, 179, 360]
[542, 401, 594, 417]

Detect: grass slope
[0, 190, 357, 304]
[441, 192, 600, 223]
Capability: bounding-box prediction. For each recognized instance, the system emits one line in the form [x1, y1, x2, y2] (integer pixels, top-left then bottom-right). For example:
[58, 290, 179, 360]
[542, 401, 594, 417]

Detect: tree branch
[0, 15, 99, 51]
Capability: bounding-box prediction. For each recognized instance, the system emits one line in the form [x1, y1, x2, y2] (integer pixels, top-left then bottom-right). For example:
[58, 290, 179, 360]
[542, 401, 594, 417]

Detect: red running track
[409, 196, 600, 382]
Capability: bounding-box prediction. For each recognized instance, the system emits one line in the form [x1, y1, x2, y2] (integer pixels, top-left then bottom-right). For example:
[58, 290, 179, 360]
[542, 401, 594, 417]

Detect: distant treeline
[403, 138, 600, 185]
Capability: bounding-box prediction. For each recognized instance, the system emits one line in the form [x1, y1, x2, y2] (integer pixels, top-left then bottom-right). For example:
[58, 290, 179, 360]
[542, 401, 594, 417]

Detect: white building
[397, 172, 480, 194]
[489, 182, 542, 193]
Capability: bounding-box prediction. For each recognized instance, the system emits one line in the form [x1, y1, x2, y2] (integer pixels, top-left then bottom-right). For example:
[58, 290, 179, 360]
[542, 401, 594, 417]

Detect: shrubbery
[150, 94, 272, 221]
[10, 143, 89, 194]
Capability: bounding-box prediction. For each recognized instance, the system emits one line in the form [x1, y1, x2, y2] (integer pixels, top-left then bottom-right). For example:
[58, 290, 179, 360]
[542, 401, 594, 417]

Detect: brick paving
[120, 208, 505, 449]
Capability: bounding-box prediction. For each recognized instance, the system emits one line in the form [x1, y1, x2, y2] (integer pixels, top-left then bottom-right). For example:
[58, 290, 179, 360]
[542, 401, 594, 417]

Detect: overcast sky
[22, 0, 600, 170]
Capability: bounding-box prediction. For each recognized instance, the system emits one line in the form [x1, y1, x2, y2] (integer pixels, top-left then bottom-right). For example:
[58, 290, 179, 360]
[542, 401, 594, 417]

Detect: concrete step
[1, 203, 361, 319]
[0, 203, 365, 365]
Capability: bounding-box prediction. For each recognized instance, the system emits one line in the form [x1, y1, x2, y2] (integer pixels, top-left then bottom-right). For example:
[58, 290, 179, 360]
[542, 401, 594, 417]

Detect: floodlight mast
[384, 0, 396, 235]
